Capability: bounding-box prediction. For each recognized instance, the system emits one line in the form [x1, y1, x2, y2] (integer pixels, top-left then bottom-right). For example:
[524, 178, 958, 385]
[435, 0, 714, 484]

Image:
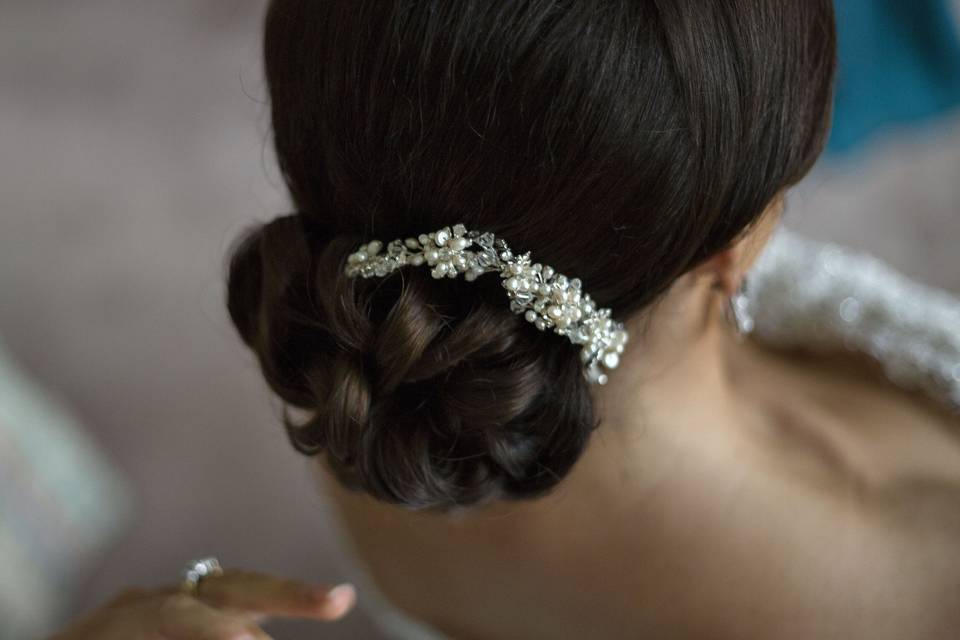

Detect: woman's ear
[689, 193, 786, 296]
[691, 246, 742, 297]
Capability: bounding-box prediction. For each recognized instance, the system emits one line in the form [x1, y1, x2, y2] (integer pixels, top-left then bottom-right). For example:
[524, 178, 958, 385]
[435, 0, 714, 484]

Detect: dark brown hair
[227, 0, 836, 511]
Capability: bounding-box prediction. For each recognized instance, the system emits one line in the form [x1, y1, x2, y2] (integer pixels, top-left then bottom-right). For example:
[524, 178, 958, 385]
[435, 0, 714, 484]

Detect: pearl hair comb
[344, 223, 628, 384]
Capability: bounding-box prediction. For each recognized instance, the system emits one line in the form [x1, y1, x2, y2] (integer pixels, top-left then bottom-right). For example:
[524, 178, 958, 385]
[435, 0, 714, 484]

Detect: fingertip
[329, 583, 356, 606]
[233, 626, 272, 640]
[315, 583, 356, 619]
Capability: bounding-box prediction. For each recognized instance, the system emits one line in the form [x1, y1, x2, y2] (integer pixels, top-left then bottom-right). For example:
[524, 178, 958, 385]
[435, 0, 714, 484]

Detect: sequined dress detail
[747, 227, 960, 413]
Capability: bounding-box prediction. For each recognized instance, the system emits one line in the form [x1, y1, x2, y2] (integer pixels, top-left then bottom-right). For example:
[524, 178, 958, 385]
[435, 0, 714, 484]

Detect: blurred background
[0, 1, 957, 638]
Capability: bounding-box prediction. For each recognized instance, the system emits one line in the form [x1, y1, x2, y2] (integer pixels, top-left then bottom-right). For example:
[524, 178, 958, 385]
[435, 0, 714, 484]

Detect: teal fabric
[828, 0, 960, 154]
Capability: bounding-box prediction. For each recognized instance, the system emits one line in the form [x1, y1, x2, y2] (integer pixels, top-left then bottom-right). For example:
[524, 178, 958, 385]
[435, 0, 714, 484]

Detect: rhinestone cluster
[345, 224, 628, 384]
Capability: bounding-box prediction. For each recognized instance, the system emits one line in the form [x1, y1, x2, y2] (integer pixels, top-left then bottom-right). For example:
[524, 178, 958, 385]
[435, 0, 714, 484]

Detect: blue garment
[828, 0, 960, 154]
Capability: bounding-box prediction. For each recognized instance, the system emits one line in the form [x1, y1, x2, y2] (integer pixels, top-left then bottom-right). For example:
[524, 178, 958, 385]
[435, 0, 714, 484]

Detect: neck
[592, 275, 746, 439]
[470, 275, 757, 519]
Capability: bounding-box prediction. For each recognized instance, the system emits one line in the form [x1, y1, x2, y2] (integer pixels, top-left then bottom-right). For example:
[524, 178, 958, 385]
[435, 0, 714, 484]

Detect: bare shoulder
[733, 335, 960, 533]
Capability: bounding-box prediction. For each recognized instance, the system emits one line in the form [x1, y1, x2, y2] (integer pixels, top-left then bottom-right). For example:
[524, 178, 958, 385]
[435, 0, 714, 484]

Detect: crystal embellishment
[345, 224, 628, 384]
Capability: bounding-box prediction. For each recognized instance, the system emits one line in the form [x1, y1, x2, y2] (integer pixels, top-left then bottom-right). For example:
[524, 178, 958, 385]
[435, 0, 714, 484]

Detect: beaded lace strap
[745, 227, 960, 413]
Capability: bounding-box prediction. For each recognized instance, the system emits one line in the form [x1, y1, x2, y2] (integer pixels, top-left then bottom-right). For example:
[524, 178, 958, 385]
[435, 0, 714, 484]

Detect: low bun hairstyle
[228, 212, 592, 509]
[227, 0, 836, 511]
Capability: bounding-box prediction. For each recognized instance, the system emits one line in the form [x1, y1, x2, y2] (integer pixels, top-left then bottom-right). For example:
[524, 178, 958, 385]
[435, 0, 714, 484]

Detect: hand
[48, 569, 357, 639]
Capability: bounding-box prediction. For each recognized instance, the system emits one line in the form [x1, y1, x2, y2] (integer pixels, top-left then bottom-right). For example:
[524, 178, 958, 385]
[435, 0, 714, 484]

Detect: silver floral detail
[345, 224, 629, 384]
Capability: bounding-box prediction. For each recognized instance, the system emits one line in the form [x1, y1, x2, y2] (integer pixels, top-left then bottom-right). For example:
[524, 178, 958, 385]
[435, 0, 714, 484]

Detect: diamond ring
[180, 557, 224, 597]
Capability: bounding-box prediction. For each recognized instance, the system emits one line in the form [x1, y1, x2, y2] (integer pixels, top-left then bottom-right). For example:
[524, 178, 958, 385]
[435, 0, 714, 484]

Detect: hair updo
[227, 0, 836, 511]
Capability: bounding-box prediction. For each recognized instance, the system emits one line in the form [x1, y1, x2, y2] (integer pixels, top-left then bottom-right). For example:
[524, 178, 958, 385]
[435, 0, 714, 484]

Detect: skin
[318, 195, 960, 639]
[47, 569, 357, 639]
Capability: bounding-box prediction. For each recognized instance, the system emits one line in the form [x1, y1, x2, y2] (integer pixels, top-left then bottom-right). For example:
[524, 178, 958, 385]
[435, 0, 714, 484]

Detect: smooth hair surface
[227, 0, 837, 511]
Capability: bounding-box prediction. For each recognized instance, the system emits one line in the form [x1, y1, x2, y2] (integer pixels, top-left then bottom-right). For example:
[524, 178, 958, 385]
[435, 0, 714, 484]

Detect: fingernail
[328, 582, 356, 603]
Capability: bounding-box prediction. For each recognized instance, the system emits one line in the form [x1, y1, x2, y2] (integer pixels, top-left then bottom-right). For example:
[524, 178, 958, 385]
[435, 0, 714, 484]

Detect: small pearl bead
[425, 249, 440, 262]
[525, 310, 537, 322]
[603, 352, 620, 369]
[505, 277, 520, 291]
[367, 240, 382, 255]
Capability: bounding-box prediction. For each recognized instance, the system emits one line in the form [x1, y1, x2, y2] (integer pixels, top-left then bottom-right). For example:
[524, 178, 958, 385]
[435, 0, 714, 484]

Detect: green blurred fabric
[0, 338, 132, 639]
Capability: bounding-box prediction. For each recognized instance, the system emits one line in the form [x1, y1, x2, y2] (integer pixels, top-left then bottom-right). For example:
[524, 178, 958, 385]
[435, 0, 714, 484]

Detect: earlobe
[693, 246, 743, 297]
[701, 195, 783, 297]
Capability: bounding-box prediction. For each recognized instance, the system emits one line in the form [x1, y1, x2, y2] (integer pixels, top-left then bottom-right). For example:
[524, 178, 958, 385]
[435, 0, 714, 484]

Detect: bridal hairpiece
[344, 224, 628, 385]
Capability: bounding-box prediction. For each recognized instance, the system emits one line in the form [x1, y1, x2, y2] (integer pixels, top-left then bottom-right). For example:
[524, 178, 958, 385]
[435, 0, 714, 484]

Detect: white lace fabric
[326, 227, 960, 639]
[748, 226, 960, 413]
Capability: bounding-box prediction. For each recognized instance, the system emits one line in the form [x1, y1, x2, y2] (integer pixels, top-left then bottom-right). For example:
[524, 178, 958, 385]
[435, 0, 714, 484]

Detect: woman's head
[227, 0, 836, 511]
